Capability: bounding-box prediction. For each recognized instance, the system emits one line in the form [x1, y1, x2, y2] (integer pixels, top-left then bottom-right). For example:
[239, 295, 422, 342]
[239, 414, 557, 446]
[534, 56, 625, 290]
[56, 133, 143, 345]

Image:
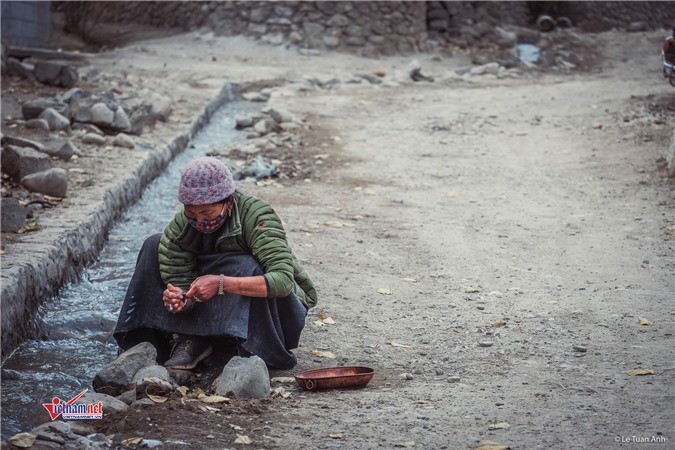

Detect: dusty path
[3, 29, 673, 449]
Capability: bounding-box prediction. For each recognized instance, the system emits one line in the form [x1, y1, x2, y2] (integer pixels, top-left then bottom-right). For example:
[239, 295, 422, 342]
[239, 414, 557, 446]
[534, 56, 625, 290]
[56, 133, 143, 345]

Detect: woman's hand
[186, 275, 219, 303]
[163, 283, 189, 314]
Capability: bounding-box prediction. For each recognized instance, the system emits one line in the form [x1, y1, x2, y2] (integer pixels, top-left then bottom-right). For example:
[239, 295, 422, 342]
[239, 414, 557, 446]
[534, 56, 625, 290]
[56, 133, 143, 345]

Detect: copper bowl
[295, 366, 374, 391]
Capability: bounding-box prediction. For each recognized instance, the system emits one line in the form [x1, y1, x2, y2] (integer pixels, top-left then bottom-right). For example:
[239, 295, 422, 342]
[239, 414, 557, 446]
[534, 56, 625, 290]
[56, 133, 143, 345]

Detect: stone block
[1, 198, 28, 232]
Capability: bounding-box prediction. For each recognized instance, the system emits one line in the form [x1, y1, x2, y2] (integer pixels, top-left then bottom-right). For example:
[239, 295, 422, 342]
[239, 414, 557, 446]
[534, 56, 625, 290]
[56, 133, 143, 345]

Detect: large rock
[1, 197, 27, 232]
[34, 60, 79, 88]
[22, 98, 69, 120]
[212, 355, 270, 398]
[21, 168, 68, 197]
[93, 342, 157, 396]
[1, 145, 53, 181]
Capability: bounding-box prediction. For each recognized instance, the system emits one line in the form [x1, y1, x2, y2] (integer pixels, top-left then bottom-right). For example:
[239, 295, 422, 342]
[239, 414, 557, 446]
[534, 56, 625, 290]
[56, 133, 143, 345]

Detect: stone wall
[56, 1, 675, 55]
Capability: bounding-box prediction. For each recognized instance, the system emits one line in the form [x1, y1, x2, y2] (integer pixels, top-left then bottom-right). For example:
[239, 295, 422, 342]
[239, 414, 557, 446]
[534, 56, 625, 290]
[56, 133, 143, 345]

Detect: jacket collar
[217, 193, 242, 239]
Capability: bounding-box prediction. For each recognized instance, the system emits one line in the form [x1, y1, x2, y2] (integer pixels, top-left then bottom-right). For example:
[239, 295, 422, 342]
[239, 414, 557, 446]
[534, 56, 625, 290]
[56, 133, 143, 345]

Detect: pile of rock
[1, 64, 173, 232]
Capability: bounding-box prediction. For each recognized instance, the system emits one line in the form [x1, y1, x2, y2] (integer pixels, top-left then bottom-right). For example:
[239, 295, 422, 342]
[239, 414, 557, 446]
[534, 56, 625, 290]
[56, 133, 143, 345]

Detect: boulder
[34, 60, 79, 88]
[21, 168, 68, 197]
[212, 355, 270, 398]
[39, 108, 71, 132]
[1, 145, 53, 181]
[22, 98, 69, 120]
[92, 342, 157, 396]
[1, 197, 27, 232]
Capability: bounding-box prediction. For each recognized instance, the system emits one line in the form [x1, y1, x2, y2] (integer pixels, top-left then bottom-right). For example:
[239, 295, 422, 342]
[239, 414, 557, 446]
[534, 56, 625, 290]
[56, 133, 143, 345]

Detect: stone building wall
[56, 1, 675, 55]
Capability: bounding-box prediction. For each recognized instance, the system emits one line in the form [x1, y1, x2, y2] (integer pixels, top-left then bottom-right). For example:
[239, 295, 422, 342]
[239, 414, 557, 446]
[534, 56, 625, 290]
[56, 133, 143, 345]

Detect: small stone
[25, 118, 50, 133]
[82, 133, 107, 146]
[573, 345, 587, 353]
[400, 373, 414, 380]
[447, 376, 461, 383]
[75, 392, 128, 414]
[479, 340, 494, 348]
[112, 107, 132, 131]
[54, 140, 77, 161]
[90, 102, 114, 127]
[1, 145, 53, 181]
[39, 108, 71, 132]
[21, 98, 68, 120]
[111, 133, 135, 148]
[236, 116, 254, 129]
[34, 61, 78, 88]
[212, 356, 270, 398]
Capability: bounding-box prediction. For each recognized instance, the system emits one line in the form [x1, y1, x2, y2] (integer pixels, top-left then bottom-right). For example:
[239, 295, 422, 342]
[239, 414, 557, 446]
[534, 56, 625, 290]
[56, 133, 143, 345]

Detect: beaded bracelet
[218, 274, 225, 295]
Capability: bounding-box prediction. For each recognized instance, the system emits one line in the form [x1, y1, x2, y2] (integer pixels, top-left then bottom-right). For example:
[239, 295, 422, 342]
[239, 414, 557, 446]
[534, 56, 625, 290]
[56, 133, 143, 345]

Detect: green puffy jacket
[158, 192, 317, 309]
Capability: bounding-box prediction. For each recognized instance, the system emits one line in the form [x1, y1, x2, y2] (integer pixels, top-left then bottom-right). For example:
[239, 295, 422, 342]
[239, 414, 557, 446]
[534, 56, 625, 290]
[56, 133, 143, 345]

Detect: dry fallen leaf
[147, 394, 168, 403]
[488, 422, 510, 430]
[271, 387, 292, 399]
[8, 433, 36, 448]
[122, 437, 144, 446]
[312, 350, 337, 359]
[390, 341, 413, 349]
[627, 369, 655, 376]
[176, 386, 188, 397]
[473, 440, 511, 450]
[377, 288, 393, 295]
[318, 308, 325, 321]
[401, 277, 417, 282]
[329, 433, 343, 439]
[234, 435, 253, 445]
[199, 395, 230, 403]
[271, 377, 296, 384]
[460, 285, 480, 293]
[323, 317, 336, 324]
[491, 322, 507, 328]
[324, 220, 355, 228]
[637, 316, 653, 326]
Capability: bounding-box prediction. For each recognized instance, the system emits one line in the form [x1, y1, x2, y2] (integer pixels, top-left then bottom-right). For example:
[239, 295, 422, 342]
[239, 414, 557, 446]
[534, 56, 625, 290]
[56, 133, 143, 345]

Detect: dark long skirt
[113, 234, 307, 370]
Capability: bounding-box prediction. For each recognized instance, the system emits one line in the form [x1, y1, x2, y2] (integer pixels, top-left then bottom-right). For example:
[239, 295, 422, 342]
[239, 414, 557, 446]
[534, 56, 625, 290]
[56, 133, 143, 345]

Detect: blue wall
[1, 1, 51, 46]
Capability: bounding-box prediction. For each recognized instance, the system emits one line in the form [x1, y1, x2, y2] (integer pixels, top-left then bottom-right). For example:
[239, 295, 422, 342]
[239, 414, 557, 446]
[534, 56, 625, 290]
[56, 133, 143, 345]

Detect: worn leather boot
[163, 333, 213, 370]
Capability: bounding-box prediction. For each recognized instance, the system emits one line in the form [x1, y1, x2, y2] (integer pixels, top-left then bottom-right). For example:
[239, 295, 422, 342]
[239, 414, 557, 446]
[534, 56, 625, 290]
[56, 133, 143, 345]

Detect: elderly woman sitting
[113, 157, 317, 370]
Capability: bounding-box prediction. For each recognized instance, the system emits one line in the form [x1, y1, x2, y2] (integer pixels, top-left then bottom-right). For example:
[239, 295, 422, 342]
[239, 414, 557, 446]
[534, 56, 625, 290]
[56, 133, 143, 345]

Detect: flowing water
[0, 100, 258, 439]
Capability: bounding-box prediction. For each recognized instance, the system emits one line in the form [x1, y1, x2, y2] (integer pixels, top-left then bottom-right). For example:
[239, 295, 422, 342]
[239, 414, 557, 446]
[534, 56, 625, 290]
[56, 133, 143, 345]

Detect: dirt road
[5, 28, 674, 449]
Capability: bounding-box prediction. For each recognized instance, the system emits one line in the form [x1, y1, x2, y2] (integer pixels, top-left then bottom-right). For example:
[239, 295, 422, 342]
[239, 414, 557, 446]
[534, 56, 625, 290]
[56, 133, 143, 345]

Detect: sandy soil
[3, 24, 674, 450]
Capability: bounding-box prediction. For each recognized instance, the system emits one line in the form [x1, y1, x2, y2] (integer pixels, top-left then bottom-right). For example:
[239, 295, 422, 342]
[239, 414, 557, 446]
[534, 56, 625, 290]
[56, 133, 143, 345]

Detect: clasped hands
[163, 275, 220, 314]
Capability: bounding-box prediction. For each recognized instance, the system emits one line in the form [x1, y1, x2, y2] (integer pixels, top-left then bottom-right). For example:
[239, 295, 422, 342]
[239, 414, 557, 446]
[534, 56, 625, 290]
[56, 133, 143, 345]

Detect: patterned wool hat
[178, 157, 235, 205]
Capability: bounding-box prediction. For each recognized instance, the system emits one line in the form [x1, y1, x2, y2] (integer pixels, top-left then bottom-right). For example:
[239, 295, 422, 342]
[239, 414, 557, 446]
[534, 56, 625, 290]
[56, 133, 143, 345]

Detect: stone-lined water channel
[0, 100, 258, 439]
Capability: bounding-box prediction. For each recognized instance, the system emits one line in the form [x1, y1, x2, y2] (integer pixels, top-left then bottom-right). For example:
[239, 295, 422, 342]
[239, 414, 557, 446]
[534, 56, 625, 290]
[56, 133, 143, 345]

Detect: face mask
[187, 202, 228, 234]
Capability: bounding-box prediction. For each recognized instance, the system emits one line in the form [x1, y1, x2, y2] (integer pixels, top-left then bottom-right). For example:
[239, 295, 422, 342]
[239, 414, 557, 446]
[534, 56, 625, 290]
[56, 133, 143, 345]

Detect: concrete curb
[1, 83, 239, 357]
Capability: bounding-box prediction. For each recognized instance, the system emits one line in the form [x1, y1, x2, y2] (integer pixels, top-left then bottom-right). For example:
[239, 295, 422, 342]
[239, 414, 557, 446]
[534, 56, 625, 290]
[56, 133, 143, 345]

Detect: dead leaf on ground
[147, 394, 168, 403]
[377, 288, 393, 295]
[234, 435, 253, 444]
[199, 394, 230, 403]
[473, 440, 511, 450]
[637, 316, 653, 326]
[318, 308, 325, 321]
[627, 369, 655, 376]
[460, 285, 480, 293]
[121, 437, 144, 446]
[322, 317, 336, 324]
[390, 341, 412, 349]
[17, 221, 40, 233]
[176, 386, 188, 397]
[488, 422, 510, 430]
[8, 433, 36, 448]
[401, 277, 417, 282]
[230, 424, 244, 431]
[324, 220, 355, 228]
[312, 350, 337, 359]
[271, 377, 296, 384]
[271, 387, 291, 399]
[329, 433, 343, 439]
[488, 291, 504, 298]
[491, 321, 507, 328]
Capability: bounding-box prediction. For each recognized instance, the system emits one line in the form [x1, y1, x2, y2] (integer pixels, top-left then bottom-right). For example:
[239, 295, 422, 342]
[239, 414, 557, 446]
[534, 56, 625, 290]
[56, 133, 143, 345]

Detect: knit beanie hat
[178, 157, 235, 205]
